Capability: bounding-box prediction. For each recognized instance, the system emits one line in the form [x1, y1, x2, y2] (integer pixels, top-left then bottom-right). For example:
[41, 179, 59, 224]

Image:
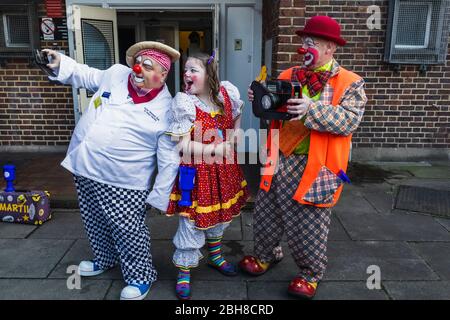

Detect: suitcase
[0, 190, 52, 225]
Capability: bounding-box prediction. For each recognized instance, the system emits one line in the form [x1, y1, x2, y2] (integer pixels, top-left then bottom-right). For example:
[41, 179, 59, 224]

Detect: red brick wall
[269, 0, 450, 151]
[0, 1, 74, 149]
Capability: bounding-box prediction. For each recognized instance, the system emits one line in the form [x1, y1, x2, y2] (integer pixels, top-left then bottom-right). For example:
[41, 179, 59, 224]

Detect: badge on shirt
[93, 96, 102, 109]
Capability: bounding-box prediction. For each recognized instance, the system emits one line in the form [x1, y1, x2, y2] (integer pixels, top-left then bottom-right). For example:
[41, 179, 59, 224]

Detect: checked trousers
[74, 175, 157, 285]
[253, 153, 332, 283]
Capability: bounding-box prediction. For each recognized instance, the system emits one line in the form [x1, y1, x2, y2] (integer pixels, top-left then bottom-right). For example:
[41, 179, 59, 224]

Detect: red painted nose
[297, 48, 307, 55]
[133, 64, 142, 74]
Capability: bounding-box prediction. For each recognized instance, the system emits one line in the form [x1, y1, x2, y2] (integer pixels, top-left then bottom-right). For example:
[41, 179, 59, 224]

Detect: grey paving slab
[324, 241, 439, 281]
[408, 242, 450, 280]
[405, 167, 450, 179]
[48, 239, 183, 281]
[0, 239, 74, 278]
[106, 279, 247, 300]
[334, 194, 379, 217]
[359, 184, 395, 214]
[147, 213, 242, 241]
[247, 281, 389, 300]
[0, 222, 36, 239]
[48, 239, 123, 280]
[337, 209, 450, 241]
[242, 211, 350, 241]
[436, 218, 450, 232]
[146, 214, 179, 240]
[0, 279, 112, 300]
[28, 210, 86, 239]
[384, 281, 450, 300]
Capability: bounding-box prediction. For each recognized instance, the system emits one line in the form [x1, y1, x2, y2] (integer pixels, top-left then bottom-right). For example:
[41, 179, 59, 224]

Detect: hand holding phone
[33, 49, 57, 77]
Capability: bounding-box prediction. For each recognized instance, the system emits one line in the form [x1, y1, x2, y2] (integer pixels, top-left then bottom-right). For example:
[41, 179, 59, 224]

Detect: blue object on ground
[3, 164, 16, 192]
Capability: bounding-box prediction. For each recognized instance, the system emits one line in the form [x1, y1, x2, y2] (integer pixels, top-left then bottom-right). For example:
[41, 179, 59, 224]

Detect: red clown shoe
[287, 277, 318, 299]
[238, 255, 282, 276]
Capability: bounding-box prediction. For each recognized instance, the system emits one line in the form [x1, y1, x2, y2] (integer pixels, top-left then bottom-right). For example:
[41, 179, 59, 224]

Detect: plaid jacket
[302, 60, 367, 136]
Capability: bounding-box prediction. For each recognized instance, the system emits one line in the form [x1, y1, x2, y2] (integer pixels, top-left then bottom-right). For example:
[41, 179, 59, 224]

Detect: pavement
[0, 152, 449, 300]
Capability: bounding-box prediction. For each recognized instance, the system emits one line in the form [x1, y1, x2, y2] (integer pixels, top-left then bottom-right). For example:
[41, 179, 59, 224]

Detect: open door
[142, 22, 180, 95]
[212, 3, 220, 63]
[71, 5, 119, 114]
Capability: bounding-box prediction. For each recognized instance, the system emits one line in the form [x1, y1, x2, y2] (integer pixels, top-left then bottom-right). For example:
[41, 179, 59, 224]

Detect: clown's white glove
[286, 96, 313, 121]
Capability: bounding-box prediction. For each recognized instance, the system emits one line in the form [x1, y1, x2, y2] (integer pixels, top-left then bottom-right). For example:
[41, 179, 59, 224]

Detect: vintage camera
[251, 80, 302, 120]
[33, 49, 56, 77]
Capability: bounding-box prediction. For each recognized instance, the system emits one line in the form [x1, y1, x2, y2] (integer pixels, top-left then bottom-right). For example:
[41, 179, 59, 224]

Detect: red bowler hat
[296, 15, 346, 46]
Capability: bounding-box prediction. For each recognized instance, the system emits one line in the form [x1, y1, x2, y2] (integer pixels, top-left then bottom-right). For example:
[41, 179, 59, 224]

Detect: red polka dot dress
[166, 83, 249, 230]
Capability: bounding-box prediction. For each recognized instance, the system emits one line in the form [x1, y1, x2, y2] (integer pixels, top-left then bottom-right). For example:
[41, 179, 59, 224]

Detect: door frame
[138, 21, 180, 95]
[65, 1, 262, 128]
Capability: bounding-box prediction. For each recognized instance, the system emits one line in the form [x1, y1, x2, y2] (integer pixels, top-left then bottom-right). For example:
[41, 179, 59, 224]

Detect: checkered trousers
[74, 175, 157, 285]
[253, 154, 332, 283]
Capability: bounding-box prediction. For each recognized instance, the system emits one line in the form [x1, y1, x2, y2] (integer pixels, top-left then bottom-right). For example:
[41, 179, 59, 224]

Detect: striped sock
[176, 267, 191, 299]
[207, 237, 227, 268]
[206, 237, 237, 275]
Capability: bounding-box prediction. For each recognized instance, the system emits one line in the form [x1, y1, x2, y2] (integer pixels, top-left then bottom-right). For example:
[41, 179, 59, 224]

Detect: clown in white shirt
[42, 42, 181, 300]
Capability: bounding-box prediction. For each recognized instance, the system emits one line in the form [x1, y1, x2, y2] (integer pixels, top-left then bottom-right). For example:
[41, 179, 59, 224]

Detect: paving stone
[337, 209, 450, 241]
[408, 242, 450, 280]
[405, 167, 450, 179]
[48, 239, 181, 281]
[324, 241, 439, 281]
[0, 239, 74, 278]
[0, 279, 111, 300]
[106, 279, 247, 300]
[0, 222, 36, 239]
[48, 239, 123, 280]
[146, 214, 179, 240]
[334, 194, 378, 217]
[384, 281, 450, 300]
[247, 281, 389, 300]
[28, 210, 86, 239]
[360, 184, 395, 214]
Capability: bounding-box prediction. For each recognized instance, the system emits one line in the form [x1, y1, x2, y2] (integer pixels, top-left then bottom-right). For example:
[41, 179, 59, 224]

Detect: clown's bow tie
[296, 68, 332, 97]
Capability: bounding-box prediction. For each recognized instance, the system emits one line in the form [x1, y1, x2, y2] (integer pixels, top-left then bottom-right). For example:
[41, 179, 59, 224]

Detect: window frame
[0, 0, 39, 58]
[384, 0, 450, 65]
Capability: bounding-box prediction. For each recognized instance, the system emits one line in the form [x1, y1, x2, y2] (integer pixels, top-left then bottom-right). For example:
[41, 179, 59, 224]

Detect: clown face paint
[184, 58, 207, 95]
[298, 37, 319, 68]
[132, 55, 167, 89]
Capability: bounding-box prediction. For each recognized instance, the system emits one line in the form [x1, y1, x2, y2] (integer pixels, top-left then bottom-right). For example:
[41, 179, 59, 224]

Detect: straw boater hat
[125, 41, 180, 68]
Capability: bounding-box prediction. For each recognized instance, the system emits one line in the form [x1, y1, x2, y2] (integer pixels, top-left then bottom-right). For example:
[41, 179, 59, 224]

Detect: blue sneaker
[78, 260, 106, 277]
[120, 283, 151, 300]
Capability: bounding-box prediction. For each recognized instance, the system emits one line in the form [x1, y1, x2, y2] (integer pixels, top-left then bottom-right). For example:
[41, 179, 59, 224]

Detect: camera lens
[261, 95, 272, 110]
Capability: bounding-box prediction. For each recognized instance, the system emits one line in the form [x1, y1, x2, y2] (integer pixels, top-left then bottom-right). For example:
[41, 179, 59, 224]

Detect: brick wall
[268, 0, 450, 155]
[0, 0, 74, 150]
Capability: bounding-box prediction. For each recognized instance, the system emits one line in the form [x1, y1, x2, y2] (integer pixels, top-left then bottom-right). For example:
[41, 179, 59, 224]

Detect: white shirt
[50, 54, 180, 211]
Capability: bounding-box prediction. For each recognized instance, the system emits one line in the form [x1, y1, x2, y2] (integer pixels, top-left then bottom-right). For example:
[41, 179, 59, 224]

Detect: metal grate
[395, 185, 450, 218]
[385, 0, 450, 64]
[3, 14, 30, 47]
[0, 1, 39, 58]
[81, 19, 114, 70]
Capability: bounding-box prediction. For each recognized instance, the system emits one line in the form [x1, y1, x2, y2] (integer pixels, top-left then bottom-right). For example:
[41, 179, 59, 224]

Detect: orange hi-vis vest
[259, 65, 362, 208]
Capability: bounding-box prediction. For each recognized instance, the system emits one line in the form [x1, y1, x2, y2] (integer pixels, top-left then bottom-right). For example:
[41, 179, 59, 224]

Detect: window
[0, 1, 39, 58]
[384, 0, 450, 65]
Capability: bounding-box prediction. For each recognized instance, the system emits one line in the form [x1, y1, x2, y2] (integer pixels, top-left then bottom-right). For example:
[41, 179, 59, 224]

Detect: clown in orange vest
[239, 16, 367, 299]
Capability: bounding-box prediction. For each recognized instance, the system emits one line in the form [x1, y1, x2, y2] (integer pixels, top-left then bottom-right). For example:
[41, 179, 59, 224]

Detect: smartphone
[33, 49, 57, 77]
